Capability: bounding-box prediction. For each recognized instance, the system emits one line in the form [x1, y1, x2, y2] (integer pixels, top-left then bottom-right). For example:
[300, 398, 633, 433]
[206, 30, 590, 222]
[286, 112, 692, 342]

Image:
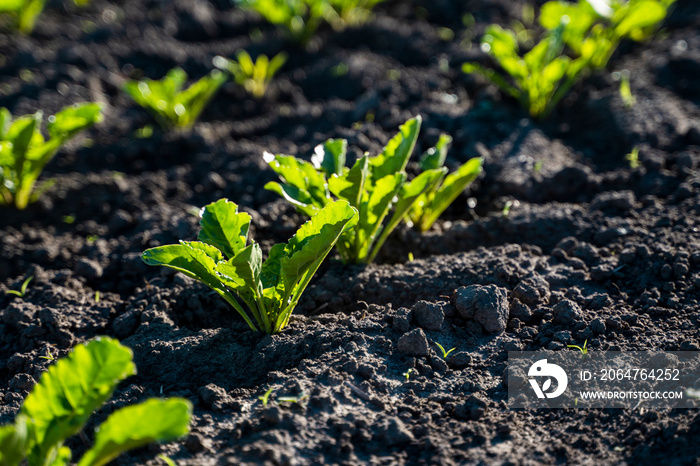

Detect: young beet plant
[0, 0, 46, 34]
[238, 0, 330, 45]
[265, 116, 481, 263]
[123, 67, 226, 130]
[0, 103, 102, 209]
[142, 199, 357, 334]
[463, 0, 675, 118]
[238, 0, 385, 45]
[0, 337, 191, 466]
[213, 51, 287, 99]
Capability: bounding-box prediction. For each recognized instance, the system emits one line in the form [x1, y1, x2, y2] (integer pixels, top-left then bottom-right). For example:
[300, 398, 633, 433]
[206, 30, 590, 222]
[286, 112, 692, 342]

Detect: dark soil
[2, 0, 700, 464]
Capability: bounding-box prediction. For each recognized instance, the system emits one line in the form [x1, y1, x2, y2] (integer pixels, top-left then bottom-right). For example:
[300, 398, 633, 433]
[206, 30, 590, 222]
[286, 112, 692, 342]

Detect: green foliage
[463, 0, 674, 118]
[408, 134, 483, 232]
[214, 51, 287, 99]
[237, 0, 385, 44]
[123, 68, 226, 130]
[266, 116, 471, 263]
[0, 103, 102, 209]
[0, 337, 191, 466]
[142, 198, 357, 334]
[0, 0, 46, 34]
[6, 276, 32, 298]
[238, 0, 330, 44]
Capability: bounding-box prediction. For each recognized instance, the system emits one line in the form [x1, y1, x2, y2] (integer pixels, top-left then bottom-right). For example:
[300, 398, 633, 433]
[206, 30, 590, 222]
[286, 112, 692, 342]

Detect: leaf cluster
[0, 0, 46, 34]
[408, 134, 482, 232]
[123, 68, 227, 130]
[266, 116, 481, 263]
[463, 0, 675, 118]
[0, 337, 191, 466]
[0, 103, 103, 209]
[142, 199, 357, 334]
[237, 0, 385, 45]
[214, 51, 287, 99]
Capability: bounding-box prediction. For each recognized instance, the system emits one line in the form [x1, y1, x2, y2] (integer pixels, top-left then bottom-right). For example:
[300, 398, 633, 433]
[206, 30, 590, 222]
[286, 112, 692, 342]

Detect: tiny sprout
[403, 368, 414, 381]
[626, 147, 641, 169]
[258, 387, 274, 406]
[277, 393, 308, 404]
[567, 339, 588, 358]
[435, 342, 456, 359]
[408, 252, 414, 262]
[7, 276, 33, 298]
[158, 455, 177, 466]
[534, 161, 543, 173]
[39, 347, 55, 361]
[502, 200, 519, 217]
[62, 214, 76, 224]
[95, 290, 100, 302]
[614, 70, 635, 108]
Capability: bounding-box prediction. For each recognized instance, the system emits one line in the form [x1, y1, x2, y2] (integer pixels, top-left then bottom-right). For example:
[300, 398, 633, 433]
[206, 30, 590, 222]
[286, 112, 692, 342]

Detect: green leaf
[369, 116, 421, 183]
[216, 243, 263, 298]
[264, 181, 320, 217]
[0, 108, 11, 139]
[420, 134, 451, 170]
[356, 172, 404, 261]
[328, 155, 369, 209]
[614, 1, 667, 40]
[265, 154, 329, 207]
[197, 199, 251, 259]
[141, 241, 224, 291]
[276, 200, 357, 329]
[419, 157, 482, 231]
[47, 103, 102, 140]
[311, 139, 347, 177]
[0, 417, 28, 466]
[370, 167, 446, 262]
[21, 337, 135, 464]
[77, 399, 191, 466]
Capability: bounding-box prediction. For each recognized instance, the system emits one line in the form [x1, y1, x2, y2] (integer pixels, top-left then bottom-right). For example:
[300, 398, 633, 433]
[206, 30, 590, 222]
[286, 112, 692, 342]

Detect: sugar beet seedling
[0, 103, 102, 209]
[124, 68, 226, 130]
[142, 198, 357, 334]
[265, 116, 482, 263]
[0, 337, 191, 466]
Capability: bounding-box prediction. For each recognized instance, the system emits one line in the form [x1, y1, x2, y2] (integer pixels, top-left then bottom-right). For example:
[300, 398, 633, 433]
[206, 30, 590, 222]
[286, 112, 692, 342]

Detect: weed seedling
[0, 337, 191, 466]
[95, 290, 100, 302]
[0, 103, 102, 209]
[258, 388, 275, 406]
[435, 342, 456, 359]
[502, 200, 518, 217]
[403, 368, 413, 381]
[158, 455, 178, 466]
[214, 51, 287, 99]
[124, 68, 226, 130]
[6, 276, 32, 298]
[38, 346, 54, 361]
[567, 339, 588, 359]
[143, 199, 357, 334]
[277, 393, 309, 404]
[626, 146, 641, 169]
[615, 70, 636, 108]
